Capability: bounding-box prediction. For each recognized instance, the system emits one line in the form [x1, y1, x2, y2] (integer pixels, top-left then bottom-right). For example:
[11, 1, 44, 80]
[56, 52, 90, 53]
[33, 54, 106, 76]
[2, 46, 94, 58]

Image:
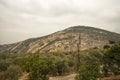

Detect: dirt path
[49, 74, 120, 80]
[102, 75, 120, 80]
[19, 73, 120, 80]
[49, 74, 76, 80]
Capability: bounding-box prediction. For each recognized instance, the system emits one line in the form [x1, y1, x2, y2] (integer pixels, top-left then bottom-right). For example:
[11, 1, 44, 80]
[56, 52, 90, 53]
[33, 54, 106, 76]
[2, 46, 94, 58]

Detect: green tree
[0, 65, 22, 80]
[6, 65, 22, 80]
[76, 60, 101, 80]
[0, 60, 10, 71]
[109, 40, 115, 44]
[103, 45, 110, 49]
[55, 61, 69, 76]
[103, 43, 120, 76]
[21, 54, 54, 80]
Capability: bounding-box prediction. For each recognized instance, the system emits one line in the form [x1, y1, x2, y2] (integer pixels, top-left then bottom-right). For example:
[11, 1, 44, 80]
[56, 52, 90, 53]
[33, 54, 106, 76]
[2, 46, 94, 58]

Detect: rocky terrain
[0, 26, 120, 53]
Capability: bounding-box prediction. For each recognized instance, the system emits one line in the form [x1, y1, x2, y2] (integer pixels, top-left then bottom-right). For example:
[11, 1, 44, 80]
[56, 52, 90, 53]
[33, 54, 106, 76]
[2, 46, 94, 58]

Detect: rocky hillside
[0, 26, 120, 53]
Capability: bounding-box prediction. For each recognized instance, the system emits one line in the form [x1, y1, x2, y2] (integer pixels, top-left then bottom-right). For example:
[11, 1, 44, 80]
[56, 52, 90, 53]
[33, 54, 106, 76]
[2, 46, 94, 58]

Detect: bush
[103, 45, 110, 49]
[54, 61, 69, 76]
[76, 60, 101, 80]
[0, 60, 10, 71]
[103, 43, 120, 76]
[0, 65, 22, 80]
[21, 53, 55, 80]
[6, 65, 22, 80]
[109, 40, 115, 44]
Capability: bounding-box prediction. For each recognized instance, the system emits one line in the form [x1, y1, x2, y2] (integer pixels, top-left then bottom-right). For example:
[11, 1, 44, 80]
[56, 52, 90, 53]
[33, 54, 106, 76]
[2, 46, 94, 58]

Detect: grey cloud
[0, 0, 120, 44]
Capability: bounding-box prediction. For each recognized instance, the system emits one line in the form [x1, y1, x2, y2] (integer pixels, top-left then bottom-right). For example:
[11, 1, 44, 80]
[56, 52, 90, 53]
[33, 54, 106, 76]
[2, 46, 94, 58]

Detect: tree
[21, 54, 54, 80]
[76, 60, 101, 80]
[55, 61, 69, 76]
[103, 43, 120, 76]
[0, 60, 10, 71]
[103, 45, 110, 49]
[5, 65, 22, 80]
[0, 65, 22, 80]
[109, 40, 115, 44]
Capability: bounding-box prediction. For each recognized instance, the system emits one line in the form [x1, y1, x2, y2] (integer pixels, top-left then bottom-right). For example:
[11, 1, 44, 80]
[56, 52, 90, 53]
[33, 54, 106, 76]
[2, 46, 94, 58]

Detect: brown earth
[49, 74, 76, 80]
[19, 73, 120, 80]
[50, 74, 120, 80]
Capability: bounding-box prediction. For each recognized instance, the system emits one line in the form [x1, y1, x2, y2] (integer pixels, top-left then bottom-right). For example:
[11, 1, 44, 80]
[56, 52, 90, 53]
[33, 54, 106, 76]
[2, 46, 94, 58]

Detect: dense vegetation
[76, 61, 101, 80]
[76, 42, 120, 80]
[0, 42, 120, 80]
[0, 53, 25, 80]
[102, 43, 120, 76]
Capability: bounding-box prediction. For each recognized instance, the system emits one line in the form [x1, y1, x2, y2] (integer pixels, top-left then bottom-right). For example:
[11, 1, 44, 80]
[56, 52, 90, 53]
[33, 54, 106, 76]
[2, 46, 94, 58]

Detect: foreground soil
[49, 74, 76, 80]
[50, 74, 120, 80]
[19, 73, 120, 80]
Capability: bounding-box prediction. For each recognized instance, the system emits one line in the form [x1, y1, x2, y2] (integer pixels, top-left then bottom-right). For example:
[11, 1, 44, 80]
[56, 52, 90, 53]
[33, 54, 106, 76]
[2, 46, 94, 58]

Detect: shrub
[6, 65, 22, 80]
[21, 54, 55, 80]
[76, 60, 101, 80]
[0, 65, 22, 80]
[0, 60, 10, 71]
[103, 43, 120, 76]
[54, 61, 69, 76]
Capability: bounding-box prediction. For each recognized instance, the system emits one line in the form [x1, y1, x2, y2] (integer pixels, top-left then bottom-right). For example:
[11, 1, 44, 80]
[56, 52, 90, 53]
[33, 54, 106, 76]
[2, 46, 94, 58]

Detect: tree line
[0, 42, 120, 80]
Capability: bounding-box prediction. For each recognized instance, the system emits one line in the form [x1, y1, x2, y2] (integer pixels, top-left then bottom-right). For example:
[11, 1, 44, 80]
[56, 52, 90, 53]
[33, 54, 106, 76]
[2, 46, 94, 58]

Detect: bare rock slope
[0, 26, 120, 53]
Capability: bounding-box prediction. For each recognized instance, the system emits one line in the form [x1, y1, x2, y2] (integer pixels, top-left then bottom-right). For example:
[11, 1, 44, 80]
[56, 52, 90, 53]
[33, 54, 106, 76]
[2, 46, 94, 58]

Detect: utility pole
[77, 33, 81, 70]
[69, 29, 73, 53]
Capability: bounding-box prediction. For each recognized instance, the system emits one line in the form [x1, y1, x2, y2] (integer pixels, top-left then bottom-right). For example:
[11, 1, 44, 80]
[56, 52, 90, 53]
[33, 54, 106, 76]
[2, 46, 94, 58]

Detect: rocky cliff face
[0, 26, 120, 53]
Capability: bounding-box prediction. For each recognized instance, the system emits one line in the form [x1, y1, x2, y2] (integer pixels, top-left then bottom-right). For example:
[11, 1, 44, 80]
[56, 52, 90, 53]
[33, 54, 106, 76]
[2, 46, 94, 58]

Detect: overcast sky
[0, 0, 120, 44]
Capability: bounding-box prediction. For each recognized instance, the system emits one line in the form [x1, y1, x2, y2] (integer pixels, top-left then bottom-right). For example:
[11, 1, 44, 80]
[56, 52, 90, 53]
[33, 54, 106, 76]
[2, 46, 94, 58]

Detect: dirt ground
[49, 74, 120, 80]
[49, 74, 76, 80]
[19, 73, 120, 80]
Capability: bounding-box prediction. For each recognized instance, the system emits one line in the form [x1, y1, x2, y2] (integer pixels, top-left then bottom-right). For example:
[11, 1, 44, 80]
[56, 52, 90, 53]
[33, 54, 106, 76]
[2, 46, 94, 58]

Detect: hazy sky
[0, 0, 120, 44]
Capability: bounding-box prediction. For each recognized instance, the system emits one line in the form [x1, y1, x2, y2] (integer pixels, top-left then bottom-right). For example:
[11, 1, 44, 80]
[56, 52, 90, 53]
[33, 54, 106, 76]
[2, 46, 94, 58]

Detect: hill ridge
[0, 26, 120, 53]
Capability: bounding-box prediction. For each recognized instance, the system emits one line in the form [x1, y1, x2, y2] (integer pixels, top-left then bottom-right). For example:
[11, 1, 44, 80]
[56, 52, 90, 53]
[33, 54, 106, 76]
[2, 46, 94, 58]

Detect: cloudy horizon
[0, 0, 120, 44]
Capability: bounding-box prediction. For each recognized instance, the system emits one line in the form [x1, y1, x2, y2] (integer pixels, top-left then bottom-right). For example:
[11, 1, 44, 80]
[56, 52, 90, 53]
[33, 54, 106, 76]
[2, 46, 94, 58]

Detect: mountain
[0, 26, 120, 53]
